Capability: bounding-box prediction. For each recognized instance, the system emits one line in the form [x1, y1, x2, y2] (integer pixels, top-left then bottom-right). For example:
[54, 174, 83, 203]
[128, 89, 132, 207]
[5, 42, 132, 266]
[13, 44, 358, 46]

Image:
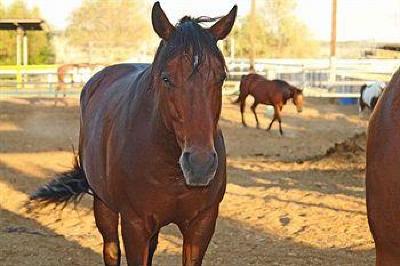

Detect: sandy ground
[0, 96, 374, 265]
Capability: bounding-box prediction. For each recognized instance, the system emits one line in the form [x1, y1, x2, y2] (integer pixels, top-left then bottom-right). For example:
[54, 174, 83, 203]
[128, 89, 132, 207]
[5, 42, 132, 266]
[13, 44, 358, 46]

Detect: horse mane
[153, 16, 226, 75]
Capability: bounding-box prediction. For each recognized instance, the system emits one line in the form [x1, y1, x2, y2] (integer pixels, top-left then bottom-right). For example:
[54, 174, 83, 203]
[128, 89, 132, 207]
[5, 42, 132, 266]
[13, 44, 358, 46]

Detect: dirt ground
[0, 96, 374, 265]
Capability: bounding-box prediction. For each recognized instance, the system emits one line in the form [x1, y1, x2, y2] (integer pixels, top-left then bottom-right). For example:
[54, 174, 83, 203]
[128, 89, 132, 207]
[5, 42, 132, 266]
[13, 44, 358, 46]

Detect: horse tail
[232, 75, 249, 104]
[27, 155, 90, 209]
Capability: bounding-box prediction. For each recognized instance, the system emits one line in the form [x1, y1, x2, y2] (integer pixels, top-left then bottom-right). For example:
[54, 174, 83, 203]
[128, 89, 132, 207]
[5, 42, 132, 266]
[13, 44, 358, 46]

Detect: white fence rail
[1, 58, 398, 98]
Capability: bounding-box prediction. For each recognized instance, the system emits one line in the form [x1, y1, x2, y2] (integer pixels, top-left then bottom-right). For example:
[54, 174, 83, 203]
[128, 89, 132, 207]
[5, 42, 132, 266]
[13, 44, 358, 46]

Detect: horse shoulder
[79, 63, 150, 210]
[80, 64, 149, 113]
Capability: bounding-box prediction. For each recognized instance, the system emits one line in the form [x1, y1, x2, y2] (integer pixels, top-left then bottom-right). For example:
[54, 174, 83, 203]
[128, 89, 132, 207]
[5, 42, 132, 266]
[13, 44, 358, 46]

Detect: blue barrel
[338, 98, 357, 105]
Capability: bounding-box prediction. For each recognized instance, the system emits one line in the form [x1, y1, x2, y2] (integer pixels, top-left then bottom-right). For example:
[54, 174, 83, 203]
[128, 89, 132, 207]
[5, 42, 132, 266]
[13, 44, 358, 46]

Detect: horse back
[80, 63, 149, 113]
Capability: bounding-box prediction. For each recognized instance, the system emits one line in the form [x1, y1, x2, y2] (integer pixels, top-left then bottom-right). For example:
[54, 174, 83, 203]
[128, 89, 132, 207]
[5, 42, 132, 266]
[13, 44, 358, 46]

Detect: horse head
[151, 2, 237, 186]
[291, 86, 304, 113]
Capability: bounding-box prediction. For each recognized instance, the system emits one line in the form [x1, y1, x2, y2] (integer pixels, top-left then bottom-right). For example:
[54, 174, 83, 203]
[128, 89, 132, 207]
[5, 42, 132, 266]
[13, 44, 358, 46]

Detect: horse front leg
[267, 105, 278, 132]
[180, 206, 219, 266]
[267, 105, 283, 135]
[121, 214, 156, 266]
[275, 106, 284, 136]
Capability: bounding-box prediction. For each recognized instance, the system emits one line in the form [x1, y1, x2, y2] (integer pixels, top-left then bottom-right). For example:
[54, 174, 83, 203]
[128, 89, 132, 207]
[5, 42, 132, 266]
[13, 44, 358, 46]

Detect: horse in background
[359, 81, 385, 113]
[55, 63, 103, 98]
[28, 2, 237, 265]
[233, 73, 304, 135]
[366, 68, 400, 265]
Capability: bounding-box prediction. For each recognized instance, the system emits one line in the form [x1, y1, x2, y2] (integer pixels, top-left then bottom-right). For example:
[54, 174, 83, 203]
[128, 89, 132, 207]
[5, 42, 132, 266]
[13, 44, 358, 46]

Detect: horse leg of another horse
[94, 196, 121, 266]
[250, 103, 260, 129]
[180, 206, 219, 266]
[121, 214, 153, 266]
[275, 106, 284, 136]
[267, 105, 277, 131]
[375, 244, 400, 266]
[240, 99, 247, 127]
[148, 231, 159, 266]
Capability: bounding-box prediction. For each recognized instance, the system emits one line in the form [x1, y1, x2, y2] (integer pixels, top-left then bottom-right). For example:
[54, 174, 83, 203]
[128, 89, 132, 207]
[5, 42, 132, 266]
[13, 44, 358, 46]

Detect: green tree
[0, 0, 54, 65]
[66, 0, 153, 62]
[266, 0, 319, 57]
[230, 13, 276, 58]
[229, 0, 319, 58]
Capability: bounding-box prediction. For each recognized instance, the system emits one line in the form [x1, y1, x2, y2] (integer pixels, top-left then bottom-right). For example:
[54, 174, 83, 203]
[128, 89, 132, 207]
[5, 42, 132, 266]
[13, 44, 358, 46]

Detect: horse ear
[152, 2, 175, 40]
[208, 5, 237, 41]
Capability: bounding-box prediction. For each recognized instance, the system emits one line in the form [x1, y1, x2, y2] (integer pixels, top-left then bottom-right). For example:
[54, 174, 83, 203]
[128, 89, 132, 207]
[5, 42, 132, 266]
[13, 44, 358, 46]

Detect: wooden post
[16, 27, 22, 65]
[330, 0, 337, 58]
[230, 37, 235, 61]
[329, 0, 337, 84]
[249, 0, 256, 73]
[23, 33, 28, 65]
[16, 26, 23, 89]
[23, 33, 28, 87]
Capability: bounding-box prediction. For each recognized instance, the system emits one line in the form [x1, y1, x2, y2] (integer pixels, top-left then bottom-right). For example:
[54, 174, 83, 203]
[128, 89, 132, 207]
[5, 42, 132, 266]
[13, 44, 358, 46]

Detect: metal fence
[1, 59, 399, 98]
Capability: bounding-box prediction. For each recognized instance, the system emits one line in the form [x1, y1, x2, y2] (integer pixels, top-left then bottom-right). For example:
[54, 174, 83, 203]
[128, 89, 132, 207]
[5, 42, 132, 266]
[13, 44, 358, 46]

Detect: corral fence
[0, 64, 105, 97]
[223, 58, 399, 100]
[0, 59, 399, 100]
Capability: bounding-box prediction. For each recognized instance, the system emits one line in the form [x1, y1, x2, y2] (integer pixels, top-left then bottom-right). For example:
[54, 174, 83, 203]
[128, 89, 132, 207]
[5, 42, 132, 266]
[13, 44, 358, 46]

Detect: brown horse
[28, 2, 237, 266]
[55, 63, 103, 98]
[234, 73, 304, 135]
[366, 67, 400, 265]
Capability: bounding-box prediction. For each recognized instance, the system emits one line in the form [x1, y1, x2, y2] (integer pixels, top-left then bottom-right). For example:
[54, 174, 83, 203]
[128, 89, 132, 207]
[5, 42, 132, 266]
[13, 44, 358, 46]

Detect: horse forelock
[153, 17, 226, 75]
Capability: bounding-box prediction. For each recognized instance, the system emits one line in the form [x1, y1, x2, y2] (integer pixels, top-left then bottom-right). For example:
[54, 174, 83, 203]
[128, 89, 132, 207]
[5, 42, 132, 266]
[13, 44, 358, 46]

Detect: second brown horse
[234, 73, 304, 135]
[367, 67, 400, 265]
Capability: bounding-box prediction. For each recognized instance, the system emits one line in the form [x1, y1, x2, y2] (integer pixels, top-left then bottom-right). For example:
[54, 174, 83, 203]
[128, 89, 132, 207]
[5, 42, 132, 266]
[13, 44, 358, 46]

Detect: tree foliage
[65, 0, 153, 62]
[0, 0, 55, 65]
[229, 0, 319, 58]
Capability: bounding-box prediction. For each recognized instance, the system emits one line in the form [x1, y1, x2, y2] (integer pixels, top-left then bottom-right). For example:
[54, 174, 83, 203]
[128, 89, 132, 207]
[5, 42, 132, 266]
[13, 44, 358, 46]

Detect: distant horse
[28, 2, 237, 266]
[233, 73, 304, 135]
[55, 64, 79, 98]
[359, 81, 385, 113]
[56, 63, 102, 98]
[366, 68, 400, 265]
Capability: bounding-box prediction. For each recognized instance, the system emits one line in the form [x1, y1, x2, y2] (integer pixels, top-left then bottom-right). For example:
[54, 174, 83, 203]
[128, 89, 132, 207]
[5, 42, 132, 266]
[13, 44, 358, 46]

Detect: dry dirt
[0, 96, 374, 265]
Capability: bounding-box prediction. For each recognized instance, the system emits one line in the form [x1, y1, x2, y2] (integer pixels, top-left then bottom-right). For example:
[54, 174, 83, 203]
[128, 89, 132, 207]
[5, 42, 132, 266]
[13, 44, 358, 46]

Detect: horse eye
[161, 72, 170, 84]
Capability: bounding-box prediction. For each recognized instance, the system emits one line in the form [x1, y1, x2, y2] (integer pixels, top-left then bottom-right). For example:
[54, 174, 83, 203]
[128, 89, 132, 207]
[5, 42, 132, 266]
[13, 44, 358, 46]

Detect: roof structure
[379, 44, 400, 51]
[0, 18, 48, 31]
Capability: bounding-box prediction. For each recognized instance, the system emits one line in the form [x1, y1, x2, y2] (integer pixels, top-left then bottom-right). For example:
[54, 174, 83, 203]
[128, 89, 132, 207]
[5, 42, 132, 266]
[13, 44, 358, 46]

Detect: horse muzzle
[179, 150, 218, 187]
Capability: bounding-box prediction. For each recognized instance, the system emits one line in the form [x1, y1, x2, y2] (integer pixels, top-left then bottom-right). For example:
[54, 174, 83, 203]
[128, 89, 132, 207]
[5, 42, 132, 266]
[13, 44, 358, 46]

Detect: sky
[2, 0, 400, 42]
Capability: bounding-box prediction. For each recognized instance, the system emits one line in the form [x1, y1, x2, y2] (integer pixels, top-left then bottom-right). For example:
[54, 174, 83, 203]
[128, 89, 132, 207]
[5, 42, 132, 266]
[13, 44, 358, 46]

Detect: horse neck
[284, 87, 294, 101]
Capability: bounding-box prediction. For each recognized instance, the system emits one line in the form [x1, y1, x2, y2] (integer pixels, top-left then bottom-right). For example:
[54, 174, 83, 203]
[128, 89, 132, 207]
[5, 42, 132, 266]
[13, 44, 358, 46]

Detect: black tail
[232, 75, 247, 104]
[28, 156, 90, 209]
